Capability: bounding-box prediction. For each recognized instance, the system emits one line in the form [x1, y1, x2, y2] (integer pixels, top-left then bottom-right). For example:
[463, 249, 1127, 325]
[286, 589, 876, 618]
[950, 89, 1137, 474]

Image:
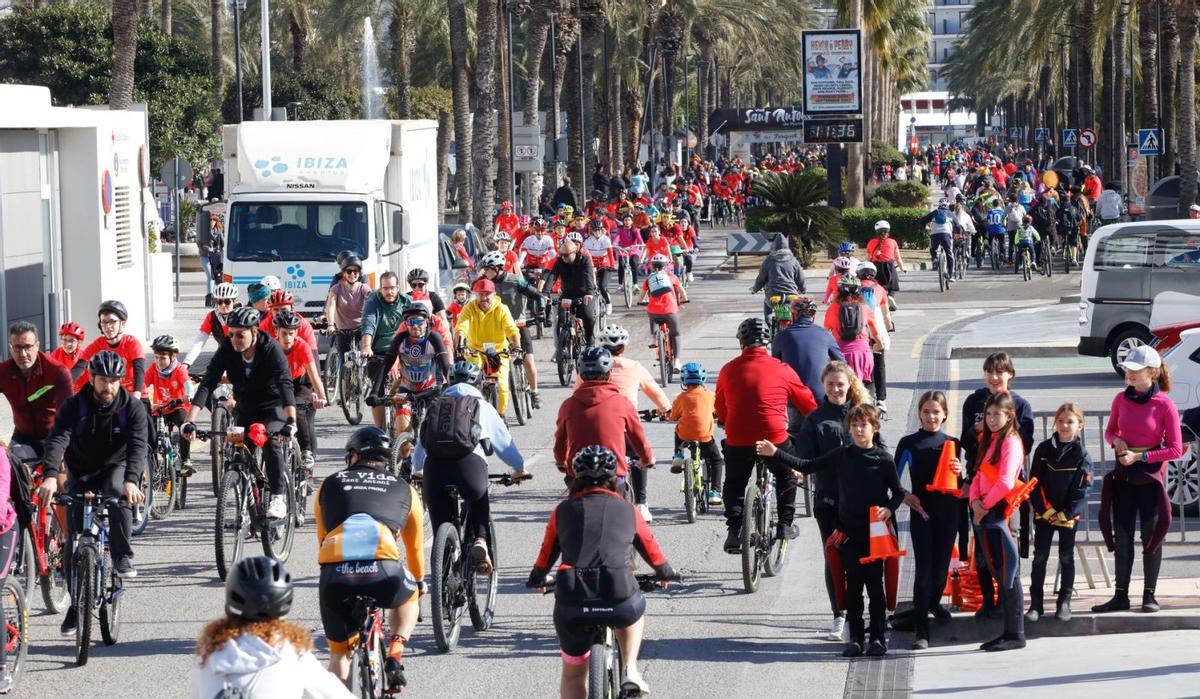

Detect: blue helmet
[836, 241, 854, 255]
[680, 362, 706, 386]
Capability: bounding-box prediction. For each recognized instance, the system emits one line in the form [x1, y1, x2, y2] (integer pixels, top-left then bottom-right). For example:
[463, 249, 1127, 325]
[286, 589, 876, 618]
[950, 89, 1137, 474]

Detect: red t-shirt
[283, 340, 314, 380]
[259, 312, 319, 353]
[642, 272, 683, 315]
[494, 212, 520, 235]
[644, 237, 671, 261]
[867, 237, 899, 263]
[76, 334, 146, 393]
[49, 347, 82, 372]
[145, 363, 190, 413]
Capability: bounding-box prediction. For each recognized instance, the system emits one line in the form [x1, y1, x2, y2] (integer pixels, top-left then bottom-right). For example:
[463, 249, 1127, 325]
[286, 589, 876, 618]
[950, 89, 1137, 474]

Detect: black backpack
[837, 301, 864, 342]
[6, 448, 35, 532]
[421, 394, 482, 459]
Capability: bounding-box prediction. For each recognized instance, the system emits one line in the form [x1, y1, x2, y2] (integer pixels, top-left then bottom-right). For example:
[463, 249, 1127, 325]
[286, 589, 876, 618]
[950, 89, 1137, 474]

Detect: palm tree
[111, 0, 138, 109]
[1178, 0, 1197, 215]
[388, 0, 419, 117]
[751, 171, 842, 266]
[449, 0, 474, 223]
[471, 0, 500, 232]
[211, 0, 224, 110]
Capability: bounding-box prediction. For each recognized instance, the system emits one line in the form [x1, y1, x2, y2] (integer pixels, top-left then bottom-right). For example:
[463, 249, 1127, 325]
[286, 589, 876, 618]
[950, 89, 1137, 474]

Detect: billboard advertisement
[802, 29, 862, 115]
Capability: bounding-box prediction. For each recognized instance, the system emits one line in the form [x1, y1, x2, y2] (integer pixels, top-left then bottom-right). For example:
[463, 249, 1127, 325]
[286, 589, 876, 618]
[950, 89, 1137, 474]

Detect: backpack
[646, 271, 673, 297]
[933, 210, 949, 225]
[6, 449, 34, 532]
[420, 394, 482, 459]
[837, 301, 864, 342]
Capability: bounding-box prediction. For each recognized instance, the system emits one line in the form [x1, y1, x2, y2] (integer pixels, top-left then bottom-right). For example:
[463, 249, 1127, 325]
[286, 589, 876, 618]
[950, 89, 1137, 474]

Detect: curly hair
[195, 617, 314, 665]
[821, 360, 869, 407]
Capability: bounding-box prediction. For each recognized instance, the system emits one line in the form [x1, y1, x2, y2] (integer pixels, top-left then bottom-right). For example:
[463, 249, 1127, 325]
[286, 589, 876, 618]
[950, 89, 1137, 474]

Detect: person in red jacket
[75, 300, 146, 397]
[0, 320, 73, 456]
[145, 335, 193, 473]
[49, 321, 86, 373]
[554, 347, 653, 480]
[715, 317, 817, 553]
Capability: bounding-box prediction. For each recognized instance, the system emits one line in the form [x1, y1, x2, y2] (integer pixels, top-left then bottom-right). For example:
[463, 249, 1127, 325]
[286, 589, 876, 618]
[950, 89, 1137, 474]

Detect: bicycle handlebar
[55, 492, 123, 508]
[531, 572, 681, 593]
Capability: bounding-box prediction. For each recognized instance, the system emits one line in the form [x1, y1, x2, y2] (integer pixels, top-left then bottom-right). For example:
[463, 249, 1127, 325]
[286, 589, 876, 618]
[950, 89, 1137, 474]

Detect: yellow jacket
[456, 298, 519, 350]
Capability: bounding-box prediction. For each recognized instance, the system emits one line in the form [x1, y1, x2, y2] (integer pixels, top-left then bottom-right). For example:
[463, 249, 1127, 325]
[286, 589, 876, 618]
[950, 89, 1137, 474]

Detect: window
[226, 201, 369, 262]
[375, 202, 387, 251]
[1096, 232, 1154, 269]
[1157, 231, 1200, 269]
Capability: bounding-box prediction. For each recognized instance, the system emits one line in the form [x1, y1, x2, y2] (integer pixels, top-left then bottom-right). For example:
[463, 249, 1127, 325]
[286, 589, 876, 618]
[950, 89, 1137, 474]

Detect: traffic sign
[725, 232, 776, 254]
[1138, 128, 1164, 155]
[1062, 129, 1079, 147]
[1034, 128, 1050, 143]
[991, 125, 1003, 136]
[1078, 128, 1098, 149]
[1008, 127, 1022, 140]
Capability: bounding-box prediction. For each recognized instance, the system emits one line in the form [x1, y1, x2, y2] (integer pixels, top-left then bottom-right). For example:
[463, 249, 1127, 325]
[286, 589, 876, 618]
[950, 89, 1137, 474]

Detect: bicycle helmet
[577, 346, 615, 381]
[339, 254, 363, 271]
[590, 217, 606, 230]
[874, 220, 891, 232]
[518, 214, 530, 226]
[268, 289, 294, 309]
[225, 555, 294, 621]
[856, 261, 878, 279]
[402, 303, 430, 319]
[336, 250, 354, 267]
[736, 318, 770, 348]
[500, 200, 513, 210]
[88, 350, 126, 379]
[449, 360, 481, 386]
[59, 321, 85, 341]
[407, 268, 430, 284]
[791, 296, 818, 316]
[572, 445, 618, 482]
[532, 216, 548, 228]
[272, 309, 301, 329]
[679, 362, 707, 386]
[837, 274, 863, 295]
[226, 306, 262, 329]
[345, 425, 392, 464]
[494, 231, 512, 243]
[480, 251, 506, 269]
[836, 242, 855, 255]
[558, 205, 575, 217]
[565, 231, 584, 244]
[649, 253, 671, 269]
[213, 282, 239, 301]
[832, 255, 853, 272]
[260, 275, 282, 292]
[598, 325, 630, 349]
[150, 334, 180, 353]
[451, 282, 472, 294]
[97, 299, 128, 321]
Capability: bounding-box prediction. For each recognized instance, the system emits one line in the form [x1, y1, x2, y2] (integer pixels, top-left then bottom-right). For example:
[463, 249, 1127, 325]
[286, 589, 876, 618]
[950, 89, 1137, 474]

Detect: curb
[948, 345, 1077, 359]
[902, 611, 1200, 644]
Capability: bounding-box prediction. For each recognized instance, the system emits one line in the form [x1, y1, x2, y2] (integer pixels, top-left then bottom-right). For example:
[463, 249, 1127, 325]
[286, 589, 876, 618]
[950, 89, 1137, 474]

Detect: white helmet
[873, 220, 891, 231]
[213, 282, 239, 300]
[832, 255, 853, 272]
[598, 324, 629, 348]
[480, 251, 506, 269]
[260, 274, 282, 291]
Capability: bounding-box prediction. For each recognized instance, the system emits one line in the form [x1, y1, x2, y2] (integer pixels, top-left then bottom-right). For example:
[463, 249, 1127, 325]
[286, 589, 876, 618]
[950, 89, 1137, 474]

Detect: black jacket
[1029, 436, 1092, 520]
[959, 388, 1034, 476]
[551, 185, 577, 210]
[547, 253, 598, 298]
[42, 387, 149, 485]
[192, 332, 295, 416]
[790, 400, 852, 510]
[494, 271, 544, 322]
[894, 429, 962, 511]
[774, 442, 905, 532]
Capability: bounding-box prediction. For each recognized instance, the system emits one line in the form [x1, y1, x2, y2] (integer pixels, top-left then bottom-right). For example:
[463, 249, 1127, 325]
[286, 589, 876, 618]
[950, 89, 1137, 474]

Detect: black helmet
[226, 306, 262, 329]
[572, 445, 618, 482]
[335, 250, 354, 266]
[790, 296, 818, 316]
[449, 360, 481, 386]
[271, 309, 301, 329]
[407, 268, 430, 283]
[736, 318, 770, 348]
[88, 350, 126, 379]
[344, 426, 391, 464]
[150, 335, 179, 353]
[577, 346, 614, 381]
[402, 303, 430, 319]
[98, 299, 128, 322]
[225, 555, 294, 621]
[339, 254, 363, 271]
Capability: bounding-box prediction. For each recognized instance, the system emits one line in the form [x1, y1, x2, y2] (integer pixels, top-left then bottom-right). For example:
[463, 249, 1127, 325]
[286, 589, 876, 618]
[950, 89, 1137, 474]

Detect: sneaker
[842, 641, 863, 657]
[301, 450, 315, 472]
[620, 665, 650, 695]
[979, 634, 1005, 651]
[267, 494, 288, 520]
[385, 635, 407, 689]
[888, 297, 897, 311]
[723, 529, 741, 554]
[1024, 609, 1041, 623]
[865, 639, 887, 656]
[911, 637, 929, 650]
[686, 272, 695, 283]
[605, 303, 613, 316]
[115, 555, 138, 578]
[875, 400, 888, 415]
[984, 636, 1026, 652]
[826, 616, 846, 642]
[931, 604, 953, 624]
[776, 522, 799, 540]
[60, 606, 78, 637]
[670, 453, 685, 474]
[471, 538, 493, 574]
[0, 670, 11, 695]
[180, 459, 196, 477]
[531, 392, 542, 410]
[637, 503, 653, 522]
[1142, 590, 1161, 613]
[706, 491, 723, 507]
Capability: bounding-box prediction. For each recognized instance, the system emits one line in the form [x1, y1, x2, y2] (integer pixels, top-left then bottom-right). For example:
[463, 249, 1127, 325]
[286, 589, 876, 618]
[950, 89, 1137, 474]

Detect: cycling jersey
[144, 361, 191, 414]
[282, 340, 314, 381]
[520, 234, 556, 269]
[644, 236, 671, 262]
[257, 311, 319, 353]
[985, 208, 1006, 235]
[48, 347, 83, 373]
[381, 333, 448, 391]
[582, 234, 615, 269]
[315, 465, 423, 566]
[199, 310, 230, 343]
[76, 334, 146, 394]
[495, 212, 520, 235]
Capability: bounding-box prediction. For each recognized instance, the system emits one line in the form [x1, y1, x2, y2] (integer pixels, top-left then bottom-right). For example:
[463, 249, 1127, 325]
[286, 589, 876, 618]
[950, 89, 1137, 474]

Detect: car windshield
[226, 201, 368, 262]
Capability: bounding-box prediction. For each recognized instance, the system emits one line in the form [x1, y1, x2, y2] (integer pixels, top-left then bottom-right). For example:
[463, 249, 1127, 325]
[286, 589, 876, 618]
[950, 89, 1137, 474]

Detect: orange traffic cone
[860, 507, 907, 564]
[942, 544, 961, 596]
[1002, 476, 1039, 519]
[927, 442, 961, 496]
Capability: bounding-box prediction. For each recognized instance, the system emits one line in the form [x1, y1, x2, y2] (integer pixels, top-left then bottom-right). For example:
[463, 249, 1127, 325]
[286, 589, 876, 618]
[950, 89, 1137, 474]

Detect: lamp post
[260, 0, 272, 117]
[233, 0, 246, 122]
[506, 0, 523, 210]
[697, 56, 707, 161]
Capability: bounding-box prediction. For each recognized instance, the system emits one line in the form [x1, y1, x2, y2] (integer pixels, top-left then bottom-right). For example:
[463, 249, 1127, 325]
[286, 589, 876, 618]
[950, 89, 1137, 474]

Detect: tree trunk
[211, 0, 224, 110]
[623, 79, 643, 174]
[610, 67, 624, 174]
[449, 0, 474, 224]
[497, 0, 514, 208]
[566, 44, 584, 204]
[290, 16, 308, 70]
[1163, 1, 1180, 175]
[522, 15, 550, 127]
[161, 0, 171, 34]
[1112, 2, 1128, 185]
[1178, 0, 1197, 215]
[1100, 36, 1114, 175]
[110, 0, 138, 110]
[437, 111, 452, 223]
[844, 0, 864, 208]
[1140, 0, 1159, 130]
[471, 0, 500, 234]
[543, 14, 577, 197]
[389, 0, 417, 118]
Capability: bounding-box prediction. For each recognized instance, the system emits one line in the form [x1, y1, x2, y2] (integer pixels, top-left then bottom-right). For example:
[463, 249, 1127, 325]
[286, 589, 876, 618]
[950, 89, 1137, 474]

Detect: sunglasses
[410, 282, 427, 289]
[406, 317, 427, 326]
[216, 299, 235, 306]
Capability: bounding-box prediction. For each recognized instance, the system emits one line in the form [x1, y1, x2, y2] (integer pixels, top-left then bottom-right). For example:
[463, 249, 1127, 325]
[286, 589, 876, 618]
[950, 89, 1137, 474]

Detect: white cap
[1119, 345, 1162, 371]
[874, 220, 891, 231]
[1189, 204, 1200, 213]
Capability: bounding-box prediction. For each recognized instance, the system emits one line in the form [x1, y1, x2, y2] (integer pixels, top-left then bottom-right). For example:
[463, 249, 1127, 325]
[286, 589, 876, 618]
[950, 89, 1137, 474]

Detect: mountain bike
[675, 440, 711, 524]
[461, 346, 518, 414]
[555, 298, 587, 387]
[1017, 242, 1034, 281]
[507, 336, 533, 426]
[741, 458, 788, 593]
[346, 594, 402, 699]
[55, 492, 127, 666]
[148, 401, 183, 519]
[1, 577, 27, 690]
[767, 293, 798, 343]
[368, 385, 441, 479]
[13, 445, 69, 613]
[638, 304, 677, 387]
[203, 385, 235, 497]
[615, 245, 644, 308]
[339, 343, 368, 426]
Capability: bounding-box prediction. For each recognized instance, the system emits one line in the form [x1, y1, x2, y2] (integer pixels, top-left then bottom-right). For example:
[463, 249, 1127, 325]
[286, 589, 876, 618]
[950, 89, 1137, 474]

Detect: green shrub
[867, 196, 890, 208]
[842, 208, 929, 248]
[873, 180, 931, 207]
[744, 207, 781, 233]
[872, 140, 907, 167]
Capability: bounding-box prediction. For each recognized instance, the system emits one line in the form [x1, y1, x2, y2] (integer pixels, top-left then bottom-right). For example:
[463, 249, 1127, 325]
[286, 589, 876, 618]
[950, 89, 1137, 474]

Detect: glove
[1038, 506, 1057, 522]
[279, 423, 296, 439]
[654, 562, 679, 582]
[181, 421, 196, 435]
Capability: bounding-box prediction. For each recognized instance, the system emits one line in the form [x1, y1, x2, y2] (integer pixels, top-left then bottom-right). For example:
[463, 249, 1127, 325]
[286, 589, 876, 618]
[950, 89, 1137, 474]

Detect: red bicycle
[12, 445, 70, 613]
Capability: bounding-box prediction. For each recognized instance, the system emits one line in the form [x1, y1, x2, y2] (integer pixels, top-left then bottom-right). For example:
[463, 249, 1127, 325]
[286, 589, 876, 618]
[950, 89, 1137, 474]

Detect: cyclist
[612, 214, 645, 288]
[360, 271, 407, 428]
[542, 232, 598, 347]
[583, 218, 616, 316]
[674, 217, 697, 283]
[182, 282, 239, 370]
[642, 224, 672, 272]
[183, 307, 297, 521]
[405, 268, 449, 325]
[495, 199, 520, 236]
[637, 254, 687, 375]
[38, 351, 149, 634]
[324, 253, 373, 360]
[554, 348, 654, 482]
[670, 363, 725, 507]
[447, 282, 472, 329]
[715, 318, 816, 553]
[0, 321, 72, 457]
[478, 251, 545, 409]
[412, 361, 527, 572]
[49, 321, 86, 373]
[829, 242, 859, 278]
[771, 297, 844, 404]
[750, 234, 805, 323]
[527, 446, 677, 698]
[857, 263, 894, 412]
[452, 278, 522, 415]
[259, 290, 319, 353]
[1003, 196, 1027, 264]
[822, 255, 856, 304]
[866, 221, 907, 306]
[519, 219, 557, 272]
[494, 231, 521, 274]
[917, 200, 961, 282]
[246, 283, 271, 316]
[191, 556, 353, 698]
[145, 335, 193, 474]
[315, 427, 425, 689]
[274, 310, 327, 479]
[378, 302, 451, 448]
[75, 300, 146, 397]
[1013, 215, 1043, 273]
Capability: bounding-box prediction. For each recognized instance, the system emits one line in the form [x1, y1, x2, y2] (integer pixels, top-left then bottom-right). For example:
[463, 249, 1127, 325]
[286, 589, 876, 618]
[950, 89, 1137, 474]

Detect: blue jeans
[198, 255, 215, 295]
[930, 233, 954, 277]
[976, 520, 1025, 637]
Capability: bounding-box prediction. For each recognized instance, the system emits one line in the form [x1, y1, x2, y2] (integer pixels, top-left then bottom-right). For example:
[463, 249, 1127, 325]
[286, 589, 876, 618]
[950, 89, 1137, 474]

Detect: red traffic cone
[927, 442, 961, 496]
[1003, 476, 1039, 520]
[860, 507, 907, 564]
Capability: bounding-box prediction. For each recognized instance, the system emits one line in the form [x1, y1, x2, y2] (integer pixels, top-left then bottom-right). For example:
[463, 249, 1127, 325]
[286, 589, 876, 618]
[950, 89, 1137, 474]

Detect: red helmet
[268, 290, 294, 309]
[59, 321, 85, 341]
[500, 200, 513, 210]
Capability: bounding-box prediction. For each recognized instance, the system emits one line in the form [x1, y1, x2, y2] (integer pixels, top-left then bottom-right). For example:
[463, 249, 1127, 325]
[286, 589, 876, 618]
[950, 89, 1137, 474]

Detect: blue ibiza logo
[285, 264, 308, 290]
[255, 156, 289, 178]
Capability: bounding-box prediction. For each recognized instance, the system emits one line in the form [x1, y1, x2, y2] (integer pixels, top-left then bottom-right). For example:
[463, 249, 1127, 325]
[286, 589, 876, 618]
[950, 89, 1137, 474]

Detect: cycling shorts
[553, 593, 645, 660]
[319, 559, 419, 655]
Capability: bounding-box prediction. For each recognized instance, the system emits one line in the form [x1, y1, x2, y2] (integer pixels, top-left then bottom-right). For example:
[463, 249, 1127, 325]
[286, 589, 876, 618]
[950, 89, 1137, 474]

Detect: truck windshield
[226, 201, 369, 262]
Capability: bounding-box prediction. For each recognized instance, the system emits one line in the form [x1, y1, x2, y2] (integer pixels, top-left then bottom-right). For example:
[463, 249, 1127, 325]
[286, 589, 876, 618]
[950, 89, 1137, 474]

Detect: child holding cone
[894, 390, 962, 649]
[1026, 402, 1093, 622]
[760, 404, 906, 657]
[968, 393, 1028, 651]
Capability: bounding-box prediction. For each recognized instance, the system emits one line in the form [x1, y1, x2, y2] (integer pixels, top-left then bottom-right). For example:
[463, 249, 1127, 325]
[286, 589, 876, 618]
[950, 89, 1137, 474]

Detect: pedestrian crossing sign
[1138, 128, 1164, 156]
[1062, 129, 1079, 147]
[1034, 128, 1049, 142]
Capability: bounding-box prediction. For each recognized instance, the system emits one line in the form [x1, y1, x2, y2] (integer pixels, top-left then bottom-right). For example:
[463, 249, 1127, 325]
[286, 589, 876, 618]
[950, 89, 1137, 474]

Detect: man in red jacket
[0, 320, 74, 456]
[554, 347, 654, 481]
[716, 317, 817, 553]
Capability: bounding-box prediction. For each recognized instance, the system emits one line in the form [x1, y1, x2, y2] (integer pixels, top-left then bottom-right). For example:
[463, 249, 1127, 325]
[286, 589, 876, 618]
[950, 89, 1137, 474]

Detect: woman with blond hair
[190, 556, 352, 698]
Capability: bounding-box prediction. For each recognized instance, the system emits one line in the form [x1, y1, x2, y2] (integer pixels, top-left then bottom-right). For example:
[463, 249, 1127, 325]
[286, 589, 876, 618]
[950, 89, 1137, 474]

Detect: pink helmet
[518, 214, 531, 225]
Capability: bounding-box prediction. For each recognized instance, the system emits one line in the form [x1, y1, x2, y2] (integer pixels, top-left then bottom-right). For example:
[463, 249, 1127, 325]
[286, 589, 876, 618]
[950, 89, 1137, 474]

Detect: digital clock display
[803, 118, 864, 143]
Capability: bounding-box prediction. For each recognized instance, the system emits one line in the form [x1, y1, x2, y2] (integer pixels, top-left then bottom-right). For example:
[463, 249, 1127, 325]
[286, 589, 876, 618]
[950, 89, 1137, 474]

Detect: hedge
[841, 208, 929, 248]
[744, 207, 781, 233]
[868, 180, 931, 207]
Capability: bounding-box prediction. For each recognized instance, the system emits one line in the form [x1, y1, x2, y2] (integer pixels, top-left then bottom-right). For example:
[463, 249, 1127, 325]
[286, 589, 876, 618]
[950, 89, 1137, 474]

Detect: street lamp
[233, 0, 246, 122]
[506, 0, 524, 211]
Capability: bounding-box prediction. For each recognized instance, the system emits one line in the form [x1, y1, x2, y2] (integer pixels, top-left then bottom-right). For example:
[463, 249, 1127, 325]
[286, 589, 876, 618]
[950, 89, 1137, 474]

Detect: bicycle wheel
[622, 265, 634, 308]
[1043, 245, 1054, 278]
[150, 448, 177, 520]
[40, 511, 70, 613]
[430, 522, 464, 652]
[509, 361, 528, 426]
[989, 239, 1000, 271]
[1022, 250, 1032, 281]
[263, 469, 296, 564]
[556, 327, 573, 387]
[73, 545, 97, 666]
[694, 450, 708, 515]
[468, 516, 499, 631]
[683, 453, 697, 524]
[656, 329, 669, 387]
[587, 637, 611, 699]
[2, 579, 27, 686]
[740, 482, 762, 593]
[290, 442, 309, 528]
[351, 628, 386, 699]
[323, 350, 341, 405]
[215, 471, 248, 581]
[132, 464, 151, 536]
[483, 380, 500, 412]
[210, 405, 231, 497]
[762, 497, 788, 578]
[99, 555, 122, 645]
[341, 361, 365, 425]
[12, 528, 33, 608]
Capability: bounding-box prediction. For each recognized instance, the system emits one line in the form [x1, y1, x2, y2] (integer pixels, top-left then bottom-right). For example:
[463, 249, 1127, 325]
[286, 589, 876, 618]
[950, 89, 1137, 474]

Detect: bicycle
[425, 472, 528, 652]
[555, 298, 588, 387]
[615, 245, 645, 308]
[988, 233, 1004, 271]
[200, 382, 235, 497]
[148, 401, 184, 519]
[367, 385, 441, 478]
[507, 334, 533, 426]
[741, 458, 788, 594]
[13, 445, 70, 612]
[339, 342, 369, 426]
[1, 577, 27, 690]
[676, 440, 710, 524]
[1063, 233, 1079, 273]
[934, 243, 949, 293]
[1017, 243, 1034, 281]
[522, 266, 550, 340]
[638, 304, 677, 387]
[54, 491, 127, 666]
[202, 424, 296, 581]
[1041, 241, 1054, 278]
[954, 233, 969, 281]
[767, 293, 798, 342]
[345, 594, 404, 698]
[461, 346, 517, 415]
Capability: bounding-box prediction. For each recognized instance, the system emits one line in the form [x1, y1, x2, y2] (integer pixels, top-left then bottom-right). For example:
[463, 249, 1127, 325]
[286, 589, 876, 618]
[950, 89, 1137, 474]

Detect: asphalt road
[23, 230, 1090, 698]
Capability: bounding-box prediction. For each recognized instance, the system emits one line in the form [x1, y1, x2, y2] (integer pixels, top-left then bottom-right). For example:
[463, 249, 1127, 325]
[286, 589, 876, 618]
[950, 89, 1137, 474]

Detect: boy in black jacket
[1027, 402, 1093, 622]
[762, 404, 905, 657]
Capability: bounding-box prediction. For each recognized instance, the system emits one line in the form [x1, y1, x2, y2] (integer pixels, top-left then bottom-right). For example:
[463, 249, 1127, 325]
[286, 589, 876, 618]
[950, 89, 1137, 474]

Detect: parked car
[1163, 328, 1200, 515]
[1144, 176, 1182, 221]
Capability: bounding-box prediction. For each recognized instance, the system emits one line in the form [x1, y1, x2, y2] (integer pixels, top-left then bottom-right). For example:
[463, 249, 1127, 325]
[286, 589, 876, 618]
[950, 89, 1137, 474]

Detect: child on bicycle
[669, 363, 724, 507]
[50, 321, 86, 373]
[145, 335, 193, 475]
[583, 218, 617, 316]
[612, 214, 645, 287]
[1014, 215, 1042, 272]
[637, 254, 687, 373]
[273, 310, 326, 475]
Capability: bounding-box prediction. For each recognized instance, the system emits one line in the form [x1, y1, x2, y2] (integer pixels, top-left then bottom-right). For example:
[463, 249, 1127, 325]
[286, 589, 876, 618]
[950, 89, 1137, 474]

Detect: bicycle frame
[65, 495, 123, 613]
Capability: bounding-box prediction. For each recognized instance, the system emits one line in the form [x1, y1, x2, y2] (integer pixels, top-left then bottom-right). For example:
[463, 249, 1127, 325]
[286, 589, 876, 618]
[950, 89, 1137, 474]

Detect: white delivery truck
[220, 119, 438, 316]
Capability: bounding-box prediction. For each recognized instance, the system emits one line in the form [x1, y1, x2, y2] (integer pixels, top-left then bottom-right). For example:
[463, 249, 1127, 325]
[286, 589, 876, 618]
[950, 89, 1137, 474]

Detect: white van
[1078, 220, 1200, 373]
